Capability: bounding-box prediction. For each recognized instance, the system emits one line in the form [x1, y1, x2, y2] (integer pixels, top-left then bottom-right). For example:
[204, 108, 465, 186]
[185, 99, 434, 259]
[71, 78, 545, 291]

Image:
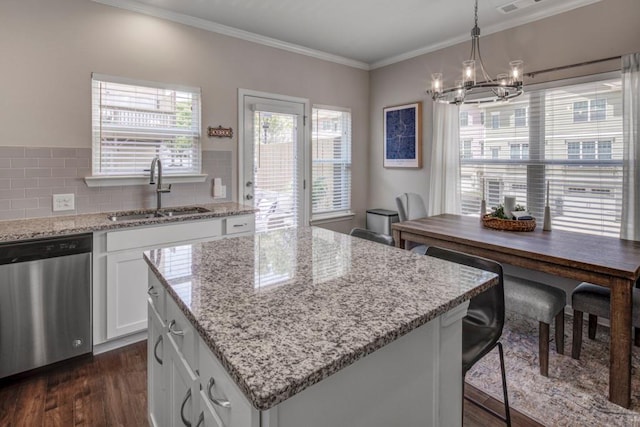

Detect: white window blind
[460, 74, 623, 237]
[91, 74, 201, 176]
[253, 109, 299, 232]
[311, 107, 352, 217]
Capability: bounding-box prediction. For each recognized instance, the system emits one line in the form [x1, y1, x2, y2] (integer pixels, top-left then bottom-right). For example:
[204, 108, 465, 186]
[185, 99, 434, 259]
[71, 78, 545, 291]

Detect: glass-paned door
[241, 94, 306, 232]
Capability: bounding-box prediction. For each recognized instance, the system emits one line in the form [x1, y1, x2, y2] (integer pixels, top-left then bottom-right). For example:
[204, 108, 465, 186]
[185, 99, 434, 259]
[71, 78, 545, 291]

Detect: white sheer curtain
[428, 103, 461, 216]
[621, 53, 640, 241]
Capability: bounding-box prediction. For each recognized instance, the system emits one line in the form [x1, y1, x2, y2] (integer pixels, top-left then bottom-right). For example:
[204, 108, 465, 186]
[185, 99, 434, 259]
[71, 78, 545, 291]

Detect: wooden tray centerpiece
[482, 204, 536, 232]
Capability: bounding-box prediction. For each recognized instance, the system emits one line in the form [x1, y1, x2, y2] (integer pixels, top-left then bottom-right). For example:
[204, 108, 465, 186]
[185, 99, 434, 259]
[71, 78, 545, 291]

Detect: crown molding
[370, 0, 601, 69]
[92, 0, 371, 71]
[93, 0, 599, 71]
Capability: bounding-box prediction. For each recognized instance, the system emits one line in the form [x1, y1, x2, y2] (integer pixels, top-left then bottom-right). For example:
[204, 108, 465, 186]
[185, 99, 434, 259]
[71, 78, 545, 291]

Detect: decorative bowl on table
[481, 214, 536, 232]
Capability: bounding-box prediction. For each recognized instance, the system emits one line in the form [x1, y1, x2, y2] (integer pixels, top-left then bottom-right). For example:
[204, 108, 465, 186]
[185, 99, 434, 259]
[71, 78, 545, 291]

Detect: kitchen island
[144, 227, 498, 427]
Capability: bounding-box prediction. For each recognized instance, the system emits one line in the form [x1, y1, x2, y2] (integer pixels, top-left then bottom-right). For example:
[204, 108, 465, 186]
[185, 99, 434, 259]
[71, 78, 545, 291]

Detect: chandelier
[428, 0, 524, 105]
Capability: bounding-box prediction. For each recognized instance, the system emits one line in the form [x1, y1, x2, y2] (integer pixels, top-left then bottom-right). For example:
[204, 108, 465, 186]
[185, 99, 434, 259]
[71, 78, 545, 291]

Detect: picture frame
[383, 102, 422, 168]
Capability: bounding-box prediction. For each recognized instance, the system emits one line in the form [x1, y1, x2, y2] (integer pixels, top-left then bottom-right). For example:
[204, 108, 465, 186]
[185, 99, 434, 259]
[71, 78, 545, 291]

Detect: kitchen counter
[144, 226, 498, 414]
[0, 202, 256, 243]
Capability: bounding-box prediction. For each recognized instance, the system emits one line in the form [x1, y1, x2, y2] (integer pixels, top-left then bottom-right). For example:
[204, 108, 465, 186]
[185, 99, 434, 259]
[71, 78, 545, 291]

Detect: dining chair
[571, 281, 640, 359]
[348, 227, 394, 246]
[503, 276, 566, 377]
[395, 193, 428, 254]
[425, 246, 511, 426]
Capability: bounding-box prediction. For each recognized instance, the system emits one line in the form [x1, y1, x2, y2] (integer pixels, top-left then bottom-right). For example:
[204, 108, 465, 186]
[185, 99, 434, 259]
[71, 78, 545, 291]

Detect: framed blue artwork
[383, 102, 422, 168]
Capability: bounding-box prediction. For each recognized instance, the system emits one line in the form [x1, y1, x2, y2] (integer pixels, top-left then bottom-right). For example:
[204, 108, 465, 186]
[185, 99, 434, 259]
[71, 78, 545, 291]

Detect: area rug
[466, 311, 640, 426]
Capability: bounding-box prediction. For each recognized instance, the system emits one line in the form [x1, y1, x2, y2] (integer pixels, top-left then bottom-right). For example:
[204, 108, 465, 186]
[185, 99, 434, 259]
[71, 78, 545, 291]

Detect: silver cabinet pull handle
[168, 320, 185, 336]
[153, 335, 163, 365]
[207, 377, 231, 408]
[233, 223, 247, 228]
[147, 286, 159, 297]
[180, 388, 192, 426]
[195, 412, 204, 427]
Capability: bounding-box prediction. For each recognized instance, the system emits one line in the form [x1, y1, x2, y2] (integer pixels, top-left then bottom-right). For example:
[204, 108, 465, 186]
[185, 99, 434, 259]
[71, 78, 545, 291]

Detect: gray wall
[0, 0, 369, 229]
[368, 0, 640, 214]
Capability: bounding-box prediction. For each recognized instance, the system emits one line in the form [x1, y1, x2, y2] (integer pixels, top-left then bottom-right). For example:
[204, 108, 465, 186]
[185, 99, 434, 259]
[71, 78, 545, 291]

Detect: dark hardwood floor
[0, 341, 542, 426]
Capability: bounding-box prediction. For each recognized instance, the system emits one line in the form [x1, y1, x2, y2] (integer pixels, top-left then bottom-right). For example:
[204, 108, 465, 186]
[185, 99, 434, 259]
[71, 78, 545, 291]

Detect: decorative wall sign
[383, 102, 422, 168]
[208, 126, 233, 138]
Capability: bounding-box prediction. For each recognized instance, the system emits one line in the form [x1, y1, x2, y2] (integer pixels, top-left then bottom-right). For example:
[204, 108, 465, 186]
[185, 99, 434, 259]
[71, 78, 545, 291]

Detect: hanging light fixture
[428, 0, 524, 105]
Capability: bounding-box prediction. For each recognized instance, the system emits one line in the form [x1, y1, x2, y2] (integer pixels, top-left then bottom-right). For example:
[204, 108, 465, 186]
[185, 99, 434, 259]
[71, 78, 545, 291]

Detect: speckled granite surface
[144, 226, 499, 411]
[0, 202, 256, 243]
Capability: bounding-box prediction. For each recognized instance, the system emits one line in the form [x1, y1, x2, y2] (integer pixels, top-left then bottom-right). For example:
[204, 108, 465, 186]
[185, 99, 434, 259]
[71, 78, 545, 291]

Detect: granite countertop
[0, 202, 257, 243]
[144, 226, 498, 411]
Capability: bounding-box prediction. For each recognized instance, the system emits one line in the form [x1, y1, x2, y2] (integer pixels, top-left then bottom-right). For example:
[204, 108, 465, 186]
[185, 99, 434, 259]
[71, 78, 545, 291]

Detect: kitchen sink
[107, 206, 211, 222]
[107, 211, 165, 222]
[158, 206, 211, 217]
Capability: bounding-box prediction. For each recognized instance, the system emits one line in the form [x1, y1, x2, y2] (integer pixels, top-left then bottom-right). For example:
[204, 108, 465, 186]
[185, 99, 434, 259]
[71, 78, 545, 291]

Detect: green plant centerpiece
[489, 203, 526, 220]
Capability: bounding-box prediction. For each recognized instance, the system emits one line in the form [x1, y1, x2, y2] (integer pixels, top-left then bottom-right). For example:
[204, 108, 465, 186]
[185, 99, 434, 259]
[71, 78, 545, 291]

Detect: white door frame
[237, 89, 311, 227]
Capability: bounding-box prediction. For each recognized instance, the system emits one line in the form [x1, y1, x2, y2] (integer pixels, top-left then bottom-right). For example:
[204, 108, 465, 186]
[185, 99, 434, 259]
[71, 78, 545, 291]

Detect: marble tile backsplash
[0, 147, 233, 220]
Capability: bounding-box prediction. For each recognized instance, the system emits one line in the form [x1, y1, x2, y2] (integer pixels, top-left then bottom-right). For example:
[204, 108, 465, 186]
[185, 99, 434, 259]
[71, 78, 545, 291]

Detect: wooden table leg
[393, 229, 404, 249]
[609, 278, 633, 408]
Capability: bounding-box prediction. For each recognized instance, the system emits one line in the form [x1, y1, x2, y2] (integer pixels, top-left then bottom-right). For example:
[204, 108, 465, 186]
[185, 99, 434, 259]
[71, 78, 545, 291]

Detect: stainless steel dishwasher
[0, 233, 92, 379]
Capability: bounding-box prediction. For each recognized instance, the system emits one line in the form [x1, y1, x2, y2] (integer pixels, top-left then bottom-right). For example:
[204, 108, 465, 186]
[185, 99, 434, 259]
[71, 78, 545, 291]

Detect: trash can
[366, 209, 399, 236]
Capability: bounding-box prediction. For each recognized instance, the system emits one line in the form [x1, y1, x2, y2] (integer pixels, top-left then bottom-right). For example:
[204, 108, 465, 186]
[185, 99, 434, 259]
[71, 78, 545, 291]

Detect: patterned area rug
[466, 311, 640, 426]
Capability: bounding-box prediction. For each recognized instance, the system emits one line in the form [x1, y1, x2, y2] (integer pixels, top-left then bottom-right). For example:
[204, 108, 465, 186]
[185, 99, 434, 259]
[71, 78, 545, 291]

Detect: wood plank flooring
[0, 341, 541, 426]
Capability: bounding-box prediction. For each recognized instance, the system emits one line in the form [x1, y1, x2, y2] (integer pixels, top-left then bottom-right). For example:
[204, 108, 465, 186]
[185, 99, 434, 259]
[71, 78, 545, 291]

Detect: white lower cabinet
[148, 273, 259, 427]
[197, 343, 259, 427]
[107, 250, 150, 338]
[95, 215, 254, 346]
[167, 335, 199, 427]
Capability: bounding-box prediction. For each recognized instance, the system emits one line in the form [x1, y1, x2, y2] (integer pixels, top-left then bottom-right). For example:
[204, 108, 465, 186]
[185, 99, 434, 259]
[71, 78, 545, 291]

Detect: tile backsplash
[0, 147, 232, 220]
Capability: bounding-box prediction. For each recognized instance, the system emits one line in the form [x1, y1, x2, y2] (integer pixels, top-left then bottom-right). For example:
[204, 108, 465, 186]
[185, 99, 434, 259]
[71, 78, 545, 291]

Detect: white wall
[0, 0, 369, 230]
[368, 0, 640, 213]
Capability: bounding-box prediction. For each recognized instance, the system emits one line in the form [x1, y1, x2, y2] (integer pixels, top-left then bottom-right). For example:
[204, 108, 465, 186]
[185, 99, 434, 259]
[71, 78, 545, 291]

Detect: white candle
[546, 180, 550, 206]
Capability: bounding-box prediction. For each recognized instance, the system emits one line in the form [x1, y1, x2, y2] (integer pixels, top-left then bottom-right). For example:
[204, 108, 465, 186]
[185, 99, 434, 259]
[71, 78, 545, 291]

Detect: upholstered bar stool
[571, 282, 640, 359]
[426, 246, 511, 426]
[503, 276, 566, 377]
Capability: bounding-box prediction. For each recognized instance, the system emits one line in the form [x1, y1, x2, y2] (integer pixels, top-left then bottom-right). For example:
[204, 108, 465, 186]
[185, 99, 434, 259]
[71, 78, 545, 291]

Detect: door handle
[180, 388, 192, 426]
[246, 181, 253, 187]
[246, 194, 253, 200]
[153, 335, 163, 365]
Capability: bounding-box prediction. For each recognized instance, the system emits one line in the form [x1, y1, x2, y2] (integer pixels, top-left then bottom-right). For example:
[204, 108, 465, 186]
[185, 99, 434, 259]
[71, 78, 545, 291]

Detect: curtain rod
[525, 56, 620, 79]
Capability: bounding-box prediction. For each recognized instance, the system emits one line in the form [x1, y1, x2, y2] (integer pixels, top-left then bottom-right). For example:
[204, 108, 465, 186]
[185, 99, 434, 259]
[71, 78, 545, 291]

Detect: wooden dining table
[392, 214, 640, 409]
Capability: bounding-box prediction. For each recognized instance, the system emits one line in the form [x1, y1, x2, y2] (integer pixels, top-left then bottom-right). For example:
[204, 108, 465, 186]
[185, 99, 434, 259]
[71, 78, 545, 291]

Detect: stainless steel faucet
[149, 156, 171, 210]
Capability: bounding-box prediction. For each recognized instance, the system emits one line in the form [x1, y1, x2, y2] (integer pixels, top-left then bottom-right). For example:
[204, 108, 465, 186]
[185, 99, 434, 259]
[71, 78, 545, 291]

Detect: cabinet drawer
[198, 344, 259, 427]
[147, 272, 166, 321]
[225, 215, 254, 235]
[107, 219, 222, 252]
[166, 297, 198, 373]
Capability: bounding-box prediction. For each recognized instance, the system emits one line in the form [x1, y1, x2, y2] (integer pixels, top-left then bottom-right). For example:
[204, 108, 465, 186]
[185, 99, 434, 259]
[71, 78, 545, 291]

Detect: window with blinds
[311, 107, 352, 218]
[460, 74, 623, 237]
[91, 74, 201, 176]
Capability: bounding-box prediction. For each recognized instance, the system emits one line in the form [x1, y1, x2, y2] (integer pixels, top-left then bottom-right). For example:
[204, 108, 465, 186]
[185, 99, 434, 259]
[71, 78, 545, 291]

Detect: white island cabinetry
[147, 275, 259, 427]
[145, 227, 498, 427]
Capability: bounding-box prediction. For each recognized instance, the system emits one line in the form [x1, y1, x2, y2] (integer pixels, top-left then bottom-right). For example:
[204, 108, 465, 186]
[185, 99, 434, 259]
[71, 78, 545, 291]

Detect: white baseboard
[93, 330, 148, 355]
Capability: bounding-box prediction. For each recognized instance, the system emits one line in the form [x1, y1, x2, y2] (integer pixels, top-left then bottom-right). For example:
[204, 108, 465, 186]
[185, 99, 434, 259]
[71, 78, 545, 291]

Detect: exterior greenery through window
[311, 107, 352, 218]
[459, 75, 623, 237]
[91, 74, 201, 176]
